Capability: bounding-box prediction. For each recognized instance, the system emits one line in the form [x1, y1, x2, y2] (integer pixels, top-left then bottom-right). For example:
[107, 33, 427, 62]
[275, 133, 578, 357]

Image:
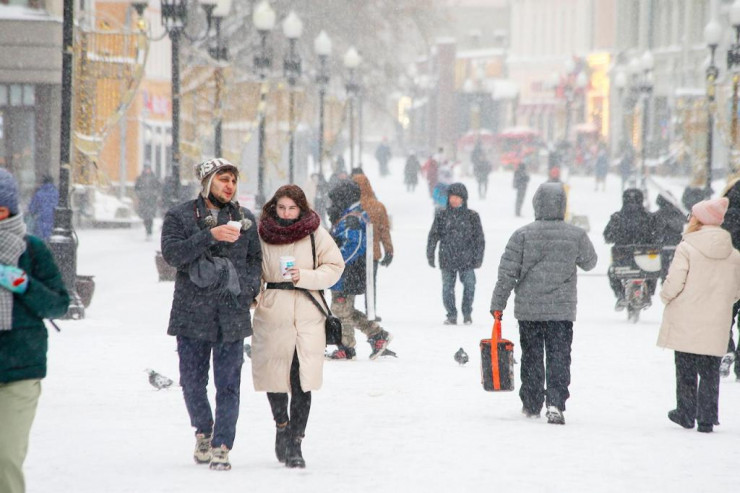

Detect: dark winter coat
[161, 197, 262, 342]
[472, 144, 491, 182]
[722, 179, 740, 250]
[0, 235, 70, 383]
[603, 189, 657, 246]
[427, 183, 485, 271]
[513, 164, 530, 190]
[135, 170, 161, 220]
[28, 183, 59, 240]
[490, 183, 597, 321]
[654, 195, 686, 247]
[404, 156, 420, 185]
[682, 186, 709, 213]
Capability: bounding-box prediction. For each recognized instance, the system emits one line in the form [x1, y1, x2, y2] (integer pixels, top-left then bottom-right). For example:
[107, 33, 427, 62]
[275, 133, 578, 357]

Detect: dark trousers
[726, 300, 740, 378]
[143, 218, 154, 235]
[518, 321, 574, 413]
[477, 178, 488, 199]
[176, 336, 243, 449]
[674, 351, 721, 425]
[267, 350, 312, 438]
[441, 269, 475, 320]
[515, 186, 527, 216]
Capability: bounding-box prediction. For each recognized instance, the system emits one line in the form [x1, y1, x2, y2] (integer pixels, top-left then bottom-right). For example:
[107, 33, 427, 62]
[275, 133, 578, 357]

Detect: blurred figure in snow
[27, 174, 58, 241]
[134, 165, 161, 239]
[404, 151, 421, 192]
[375, 138, 392, 177]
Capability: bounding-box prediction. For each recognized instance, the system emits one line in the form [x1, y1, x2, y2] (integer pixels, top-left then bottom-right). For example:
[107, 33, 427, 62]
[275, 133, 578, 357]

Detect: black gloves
[380, 253, 393, 267]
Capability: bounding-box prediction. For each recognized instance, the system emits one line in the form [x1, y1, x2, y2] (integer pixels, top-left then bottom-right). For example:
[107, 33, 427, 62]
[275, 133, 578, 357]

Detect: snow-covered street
[25, 161, 739, 492]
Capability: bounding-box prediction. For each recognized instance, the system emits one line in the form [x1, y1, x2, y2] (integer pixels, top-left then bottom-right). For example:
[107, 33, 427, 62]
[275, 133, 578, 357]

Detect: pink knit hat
[691, 197, 729, 226]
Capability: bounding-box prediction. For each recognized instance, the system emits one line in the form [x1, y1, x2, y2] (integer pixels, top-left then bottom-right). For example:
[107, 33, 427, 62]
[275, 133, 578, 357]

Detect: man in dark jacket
[427, 183, 485, 325]
[720, 179, 740, 380]
[0, 169, 70, 493]
[327, 179, 393, 360]
[134, 165, 161, 239]
[603, 188, 657, 307]
[161, 157, 261, 471]
[490, 182, 597, 425]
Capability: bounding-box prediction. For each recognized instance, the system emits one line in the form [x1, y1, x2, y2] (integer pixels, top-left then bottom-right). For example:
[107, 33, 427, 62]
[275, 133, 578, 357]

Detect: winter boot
[209, 444, 231, 471]
[443, 317, 457, 325]
[275, 422, 289, 463]
[667, 409, 694, 429]
[697, 422, 714, 433]
[545, 406, 565, 425]
[368, 329, 393, 360]
[326, 346, 356, 360]
[720, 353, 736, 378]
[521, 407, 541, 419]
[285, 435, 306, 469]
[193, 433, 212, 464]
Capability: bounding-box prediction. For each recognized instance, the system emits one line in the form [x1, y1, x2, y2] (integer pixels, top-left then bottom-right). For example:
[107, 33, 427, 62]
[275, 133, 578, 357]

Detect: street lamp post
[705, 19, 722, 194]
[638, 51, 654, 191]
[344, 47, 361, 168]
[727, 1, 740, 174]
[252, 0, 276, 209]
[613, 69, 627, 153]
[314, 30, 332, 177]
[283, 11, 303, 184]
[208, 0, 232, 157]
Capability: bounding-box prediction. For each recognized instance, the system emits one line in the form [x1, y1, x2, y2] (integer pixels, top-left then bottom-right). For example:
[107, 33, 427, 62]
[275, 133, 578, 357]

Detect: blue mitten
[0, 265, 29, 294]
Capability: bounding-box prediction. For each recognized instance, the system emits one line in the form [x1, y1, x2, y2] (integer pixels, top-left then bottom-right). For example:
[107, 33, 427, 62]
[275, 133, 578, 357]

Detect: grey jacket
[490, 183, 597, 321]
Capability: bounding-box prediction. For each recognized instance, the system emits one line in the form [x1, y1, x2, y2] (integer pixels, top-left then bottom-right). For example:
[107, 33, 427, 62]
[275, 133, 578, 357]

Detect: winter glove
[0, 264, 29, 294]
[428, 257, 435, 268]
[492, 310, 503, 321]
[380, 253, 393, 267]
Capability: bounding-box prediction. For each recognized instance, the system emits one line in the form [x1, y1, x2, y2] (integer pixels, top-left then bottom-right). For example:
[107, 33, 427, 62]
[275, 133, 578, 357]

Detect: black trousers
[266, 350, 312, 438]
[519, 321, 573, 413]
[674, 351, 721, 426]
[726, 300, 740, 378]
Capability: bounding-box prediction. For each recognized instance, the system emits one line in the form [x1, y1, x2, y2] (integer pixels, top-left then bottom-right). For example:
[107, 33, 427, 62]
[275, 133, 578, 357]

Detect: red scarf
[259, 210, 321, 245]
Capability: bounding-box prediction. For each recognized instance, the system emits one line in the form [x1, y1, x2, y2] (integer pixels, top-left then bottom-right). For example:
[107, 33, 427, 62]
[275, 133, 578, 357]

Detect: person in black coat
[653, 192, 686, 282]
[135, 165, 161, 239]
[161, 157, 262, 471]
[427, 183, 485, 325]
[513, 160, 531, 217]
[603, 188, 657, 306]
[404, 152, 421, 192]
[721, 179, 740, 380]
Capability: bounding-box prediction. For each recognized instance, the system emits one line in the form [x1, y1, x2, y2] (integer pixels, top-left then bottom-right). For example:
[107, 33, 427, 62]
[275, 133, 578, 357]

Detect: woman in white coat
[253, 185, 344, 467]
[658, 197, 740, 433]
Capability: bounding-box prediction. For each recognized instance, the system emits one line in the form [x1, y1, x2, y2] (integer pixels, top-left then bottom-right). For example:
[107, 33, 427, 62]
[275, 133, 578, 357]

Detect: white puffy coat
[252, 226, 344, 392]
[657, 226, 740, 356]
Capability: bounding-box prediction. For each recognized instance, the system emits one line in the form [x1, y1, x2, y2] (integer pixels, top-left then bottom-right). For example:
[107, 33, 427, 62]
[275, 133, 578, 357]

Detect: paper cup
[280, 256, 296, 280]
[227, 220, 242, 231]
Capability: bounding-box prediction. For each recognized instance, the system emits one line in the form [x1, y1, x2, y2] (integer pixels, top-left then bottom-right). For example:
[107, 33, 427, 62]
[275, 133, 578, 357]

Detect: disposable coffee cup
[280, 256, 296, 280]
[227, 220, 242, 231]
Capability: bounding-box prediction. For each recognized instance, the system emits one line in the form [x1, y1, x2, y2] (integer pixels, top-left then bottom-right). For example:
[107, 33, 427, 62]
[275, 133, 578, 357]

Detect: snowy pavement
[25, 161, 739, 492]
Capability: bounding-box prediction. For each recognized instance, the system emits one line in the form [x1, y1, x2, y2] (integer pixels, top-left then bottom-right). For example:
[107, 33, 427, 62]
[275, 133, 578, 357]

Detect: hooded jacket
[657, 226, 740, 356]
[604, 188, 656, 245]
[490, 183, 597, 321]
[426, 183, 485, 271]
[721, 178, 740, 249]
[352, 174, 393, 261]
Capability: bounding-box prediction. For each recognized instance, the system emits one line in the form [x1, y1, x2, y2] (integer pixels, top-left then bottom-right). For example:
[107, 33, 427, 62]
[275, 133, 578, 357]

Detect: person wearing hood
[658, 198, 740, 433]
[603, 188, 657, 308]
[427, 183, 485, 325]
[326, 179, 393, 360]
[160, 158, 262, 471]
[490, 183, 597, 425]
[352, 173, 393, 321]
[653, 192, 686, 283]
[719, 178, 740, 380]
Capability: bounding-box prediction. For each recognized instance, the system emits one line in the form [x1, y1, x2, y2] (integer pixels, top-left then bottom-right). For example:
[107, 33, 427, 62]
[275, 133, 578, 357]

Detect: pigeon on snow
[146, 369, 174, 390]
[454, 348, 469, 366]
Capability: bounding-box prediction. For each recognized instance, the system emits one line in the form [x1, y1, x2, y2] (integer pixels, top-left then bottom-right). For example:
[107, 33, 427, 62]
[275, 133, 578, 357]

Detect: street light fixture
[637, 50, 654, 190]
[283, 11, 303, 184]
[314, 30, 332, 177]
[252, 0, 276, 208]
[208, 0, 232, 157]
[705, 19, 722, 194]
[344, 46, 361, 168]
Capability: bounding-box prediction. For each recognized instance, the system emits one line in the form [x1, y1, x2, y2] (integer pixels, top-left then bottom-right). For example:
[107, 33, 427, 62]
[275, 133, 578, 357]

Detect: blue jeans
[177, 336, 244, 450]
[441, 269, 476, 320]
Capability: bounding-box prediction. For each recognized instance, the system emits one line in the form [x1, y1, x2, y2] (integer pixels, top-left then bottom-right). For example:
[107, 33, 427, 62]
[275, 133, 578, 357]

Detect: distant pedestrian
[0, 169, 70, 493]
[328, 156, 348, 192]
[594, 142, 609, 192]
[253, 185, 344, 468]
[658, 197, 740, 433]
[513, 161, 530, 217]
[375, 138, 392, 176]
[161, 158, 262, 471]
[427, 183, 485, 325]
[490, 182, 597, 425]
[471, 140, 492, 199]
[682, 181, 710, 212]
[134, 165, 161, 239]
[404, 151, 421, 192]
[27, 175, 58, 240]
[422, 150, 440, 197]
[618, 141, 635, 191]
[432, 160, 454, 210]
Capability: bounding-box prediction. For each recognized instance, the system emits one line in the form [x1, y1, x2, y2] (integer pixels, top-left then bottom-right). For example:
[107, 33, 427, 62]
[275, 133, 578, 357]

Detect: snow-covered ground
[25, 160, 739, 492]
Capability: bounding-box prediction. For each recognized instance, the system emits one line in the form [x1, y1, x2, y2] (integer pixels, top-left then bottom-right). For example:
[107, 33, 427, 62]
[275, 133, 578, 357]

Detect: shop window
[9, 85, 22, 106]
[0, 86, 6, 106]
[23, 85, 35, 106]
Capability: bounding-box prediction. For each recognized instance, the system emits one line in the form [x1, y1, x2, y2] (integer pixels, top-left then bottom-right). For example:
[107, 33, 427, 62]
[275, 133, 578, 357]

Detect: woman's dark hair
[262, 184, 311, 218]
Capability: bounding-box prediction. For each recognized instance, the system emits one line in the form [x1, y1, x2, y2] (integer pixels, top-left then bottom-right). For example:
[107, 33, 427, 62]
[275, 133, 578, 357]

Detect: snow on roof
[0, 5, 60, 22]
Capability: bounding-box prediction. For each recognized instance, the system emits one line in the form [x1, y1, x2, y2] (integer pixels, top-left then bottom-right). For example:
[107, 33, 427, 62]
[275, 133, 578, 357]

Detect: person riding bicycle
[603, 188, 658, 310]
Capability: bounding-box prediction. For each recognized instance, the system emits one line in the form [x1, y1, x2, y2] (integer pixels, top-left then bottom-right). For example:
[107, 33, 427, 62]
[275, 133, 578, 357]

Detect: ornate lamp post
[638, 50, 654, 190]
[705, 19, 722, 194]
[314, 30, 332, 177]
[208, 0, 232, 157]
[252, 0, 276, 208]
[282, 11, 303, 184]
[343, 46, 361, 168]
[727, 1, 740, 173]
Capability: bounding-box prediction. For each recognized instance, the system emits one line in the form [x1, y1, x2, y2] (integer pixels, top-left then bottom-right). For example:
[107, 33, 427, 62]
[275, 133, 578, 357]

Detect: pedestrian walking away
[658, 198, 740, 433]
[375, 138, 392, 176]
[135, 165, 161, 239]
[427, 183, 485, 325]
[160, 157, 262, 471]
[471, 140, 492, 199]
[27, 175, 58, 241]
[720, 178, 740, 379]
[404, 151, 421, 192]
[253, 184, 344, 468]
[326, 179, 394, 360]
[490, 182, 597, 424]
[653, 192, 686, 283]
[513, 161, 530, 217]
[594, 142, 609, 192]
[0, 168, 70, 493]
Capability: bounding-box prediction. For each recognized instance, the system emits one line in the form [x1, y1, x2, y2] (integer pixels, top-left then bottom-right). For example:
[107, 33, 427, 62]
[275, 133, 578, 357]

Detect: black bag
[301, 233, 343, 346]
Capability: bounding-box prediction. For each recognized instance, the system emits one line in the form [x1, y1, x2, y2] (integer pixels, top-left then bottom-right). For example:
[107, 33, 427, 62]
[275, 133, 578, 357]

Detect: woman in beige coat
[657, 197, 740, 433]
[253, 185, 344, 467]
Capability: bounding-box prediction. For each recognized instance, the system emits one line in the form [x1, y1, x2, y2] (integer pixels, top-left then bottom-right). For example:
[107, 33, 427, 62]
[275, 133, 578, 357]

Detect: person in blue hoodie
[27, 175, 59, 240]
[326, 179, 393, 360]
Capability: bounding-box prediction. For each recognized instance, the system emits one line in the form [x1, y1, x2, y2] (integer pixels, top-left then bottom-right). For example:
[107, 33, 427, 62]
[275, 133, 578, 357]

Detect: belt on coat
[265, 282, 295, 290]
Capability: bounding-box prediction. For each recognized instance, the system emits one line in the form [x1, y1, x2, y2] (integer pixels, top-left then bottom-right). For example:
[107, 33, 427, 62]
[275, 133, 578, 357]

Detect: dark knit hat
[623, 188, 643, 206]
[328, 179, 361, 211]
[0, 168, 19, 215]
